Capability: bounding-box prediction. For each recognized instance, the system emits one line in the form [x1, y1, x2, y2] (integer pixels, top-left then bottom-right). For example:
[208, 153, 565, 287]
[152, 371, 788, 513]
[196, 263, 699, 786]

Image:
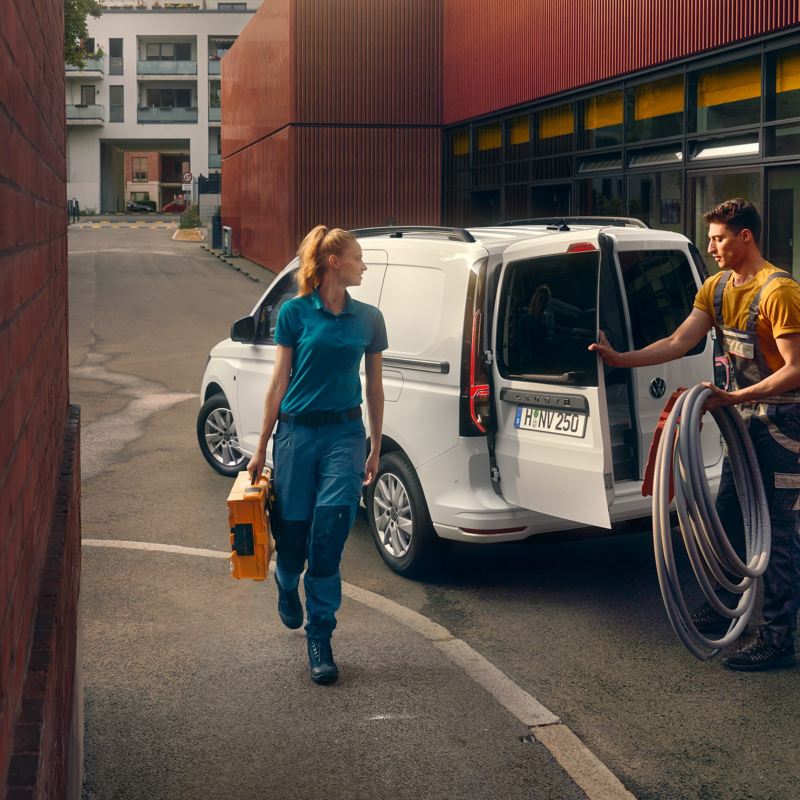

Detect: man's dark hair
[703, 198, 762, 244]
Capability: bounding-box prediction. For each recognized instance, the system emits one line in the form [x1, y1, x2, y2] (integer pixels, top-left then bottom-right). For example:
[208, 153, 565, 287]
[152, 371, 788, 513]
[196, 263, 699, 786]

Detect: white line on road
[81, 538, 637, 800]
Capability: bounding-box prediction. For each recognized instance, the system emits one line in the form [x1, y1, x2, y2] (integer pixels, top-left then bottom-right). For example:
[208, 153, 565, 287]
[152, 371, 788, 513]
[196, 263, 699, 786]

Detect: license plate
[514, 405, 587, 438]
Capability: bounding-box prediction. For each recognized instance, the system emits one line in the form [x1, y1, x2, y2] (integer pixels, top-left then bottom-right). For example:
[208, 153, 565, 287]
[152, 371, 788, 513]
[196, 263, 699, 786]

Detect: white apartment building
[66, 0, 262, 213]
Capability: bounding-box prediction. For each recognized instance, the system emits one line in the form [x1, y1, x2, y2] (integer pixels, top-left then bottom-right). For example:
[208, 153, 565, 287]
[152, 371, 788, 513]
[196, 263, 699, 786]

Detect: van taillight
[469, 310, 490, 434]
[567, 242, 597, 253]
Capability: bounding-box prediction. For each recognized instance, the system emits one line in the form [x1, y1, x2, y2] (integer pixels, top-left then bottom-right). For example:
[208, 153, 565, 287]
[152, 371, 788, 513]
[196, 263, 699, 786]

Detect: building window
[768, 48, 800, 121]
[218, 2, 247, 10]
[133, 157, 148, 182]
[146, 88, 193, 108]
[109, 38, 123, 75]
[581, 90, 623, 149]
[626, 74, 684, 143]
[534, 103, 573, 155]
[80, 84, 95, 105]
[507, 115, 531, 160]
[690, 57, 761, 132]
[209, 36, 236, 59]
[209, 80, 221, 107]
[627, 171, 682, 232]
[131, 192, 150, 202]
[576, 176, 623, 215]
[109, 85, 124, 122]
[145, 42, 192, 61]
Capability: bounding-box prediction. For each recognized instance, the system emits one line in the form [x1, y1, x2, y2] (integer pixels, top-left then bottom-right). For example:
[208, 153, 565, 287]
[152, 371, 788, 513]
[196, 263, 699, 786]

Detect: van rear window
[497, 251, 600, 386]
[616, 250, 704, 356]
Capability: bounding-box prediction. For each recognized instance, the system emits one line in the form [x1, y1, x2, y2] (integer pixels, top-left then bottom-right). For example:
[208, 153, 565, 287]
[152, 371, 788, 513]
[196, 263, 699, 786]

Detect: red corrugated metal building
[224, 1, 800, 274]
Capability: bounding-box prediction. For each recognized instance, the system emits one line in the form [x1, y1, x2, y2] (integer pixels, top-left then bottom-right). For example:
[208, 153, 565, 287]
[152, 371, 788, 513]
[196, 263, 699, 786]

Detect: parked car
[163, 199, 187, 213]
[197, 220, 724, 577]
[126, 201, 152, 213]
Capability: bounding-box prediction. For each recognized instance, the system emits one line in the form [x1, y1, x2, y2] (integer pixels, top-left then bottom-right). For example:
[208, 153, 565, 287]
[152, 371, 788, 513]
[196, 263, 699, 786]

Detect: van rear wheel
[366, 451, 449, 578]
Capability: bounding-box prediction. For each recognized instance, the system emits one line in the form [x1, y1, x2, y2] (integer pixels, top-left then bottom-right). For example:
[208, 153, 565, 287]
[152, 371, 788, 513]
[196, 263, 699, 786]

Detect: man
[591, 198, 800, 671]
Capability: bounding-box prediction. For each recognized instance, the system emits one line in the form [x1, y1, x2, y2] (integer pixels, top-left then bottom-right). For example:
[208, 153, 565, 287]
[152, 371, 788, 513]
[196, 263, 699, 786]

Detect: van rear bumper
[422, 439, 723, 544]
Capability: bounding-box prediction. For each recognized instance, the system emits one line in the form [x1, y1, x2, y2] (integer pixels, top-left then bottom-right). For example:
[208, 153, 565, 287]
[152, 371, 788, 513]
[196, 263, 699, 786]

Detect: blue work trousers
[272, 415, 365, 640]
[716, 403, 800, 649]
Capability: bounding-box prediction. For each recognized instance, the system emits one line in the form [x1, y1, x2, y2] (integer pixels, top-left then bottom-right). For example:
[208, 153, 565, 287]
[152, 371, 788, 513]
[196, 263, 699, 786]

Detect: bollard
[222, 225, 232, 256]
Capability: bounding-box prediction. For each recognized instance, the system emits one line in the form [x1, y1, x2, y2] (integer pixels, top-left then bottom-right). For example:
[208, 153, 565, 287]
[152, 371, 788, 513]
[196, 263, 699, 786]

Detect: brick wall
[0, 0, 82, 797]
[123, 151, 159, 184]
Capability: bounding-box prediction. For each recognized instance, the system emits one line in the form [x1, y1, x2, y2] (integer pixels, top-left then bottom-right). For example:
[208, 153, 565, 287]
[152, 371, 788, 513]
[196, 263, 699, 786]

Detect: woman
[247, 225, 387, 685]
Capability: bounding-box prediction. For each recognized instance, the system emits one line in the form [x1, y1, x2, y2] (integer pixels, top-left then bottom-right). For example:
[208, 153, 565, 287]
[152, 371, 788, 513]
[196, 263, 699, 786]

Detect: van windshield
[497, 251, 600, 386]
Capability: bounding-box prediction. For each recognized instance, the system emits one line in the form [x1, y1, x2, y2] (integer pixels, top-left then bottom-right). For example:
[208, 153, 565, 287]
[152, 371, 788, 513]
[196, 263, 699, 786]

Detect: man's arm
[246, 345, 292, 483]
[363, 351, 384, 486]
[704, 332, 800, 408]
[589, 308, 713, 368]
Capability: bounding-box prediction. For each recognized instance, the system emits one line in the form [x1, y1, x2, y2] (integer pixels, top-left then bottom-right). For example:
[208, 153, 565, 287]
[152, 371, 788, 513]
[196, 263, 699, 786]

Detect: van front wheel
[366, 451, 449, 578]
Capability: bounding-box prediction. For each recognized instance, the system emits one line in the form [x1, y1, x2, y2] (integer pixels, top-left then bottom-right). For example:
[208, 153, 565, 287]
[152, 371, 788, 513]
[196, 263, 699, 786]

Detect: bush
[179, 203, 201, 229]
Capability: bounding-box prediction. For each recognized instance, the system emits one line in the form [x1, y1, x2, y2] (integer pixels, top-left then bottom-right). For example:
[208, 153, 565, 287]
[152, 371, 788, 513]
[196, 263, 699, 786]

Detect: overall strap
[712, 270, 732, 328]
[745, 271, 796, 333]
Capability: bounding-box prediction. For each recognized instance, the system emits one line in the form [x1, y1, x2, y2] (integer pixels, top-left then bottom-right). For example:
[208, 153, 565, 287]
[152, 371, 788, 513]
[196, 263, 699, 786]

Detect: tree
[64, 0, 103, 67]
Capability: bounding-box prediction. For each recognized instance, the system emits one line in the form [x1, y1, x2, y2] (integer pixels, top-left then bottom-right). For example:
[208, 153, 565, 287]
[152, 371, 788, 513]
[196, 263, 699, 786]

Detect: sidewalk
[200, 243, 269, 284]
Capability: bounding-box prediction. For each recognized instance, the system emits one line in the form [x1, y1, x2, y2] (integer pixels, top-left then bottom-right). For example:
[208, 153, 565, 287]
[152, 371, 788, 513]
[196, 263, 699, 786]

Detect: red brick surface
[1, 0, 81, 797]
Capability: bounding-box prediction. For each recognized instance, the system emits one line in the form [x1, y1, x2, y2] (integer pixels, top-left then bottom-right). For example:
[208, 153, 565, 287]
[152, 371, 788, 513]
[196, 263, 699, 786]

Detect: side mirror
[231, 316, 256, 343]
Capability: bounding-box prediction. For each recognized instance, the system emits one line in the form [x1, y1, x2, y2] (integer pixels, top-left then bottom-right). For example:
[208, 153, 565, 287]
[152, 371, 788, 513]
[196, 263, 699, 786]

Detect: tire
[365, 451, 450, 578]
[197, 393, 247, 477]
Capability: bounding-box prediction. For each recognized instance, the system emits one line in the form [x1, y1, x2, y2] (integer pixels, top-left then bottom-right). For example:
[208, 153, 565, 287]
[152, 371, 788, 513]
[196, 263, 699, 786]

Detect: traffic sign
[182, 171, 193, 183]
[182, 183, 192, 192]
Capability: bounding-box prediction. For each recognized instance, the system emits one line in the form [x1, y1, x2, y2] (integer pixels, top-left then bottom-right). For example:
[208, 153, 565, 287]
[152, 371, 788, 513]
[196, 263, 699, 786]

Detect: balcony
[66, 104, 105, 125]
[209, 106, 221, 123]
[209, 153, 221, 169]
[65, 56, 105, 77]
[208, 60, 221, 75]
[137, 106, 198, 124]
[137, 60, 197, 76]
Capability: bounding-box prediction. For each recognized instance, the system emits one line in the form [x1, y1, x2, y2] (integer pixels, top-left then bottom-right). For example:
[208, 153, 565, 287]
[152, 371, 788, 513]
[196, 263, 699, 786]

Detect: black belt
[279, 407, 361, 427]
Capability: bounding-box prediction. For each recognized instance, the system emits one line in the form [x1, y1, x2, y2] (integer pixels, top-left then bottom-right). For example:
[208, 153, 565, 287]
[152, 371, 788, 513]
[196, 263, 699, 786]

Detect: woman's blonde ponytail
[296, 225, 358, 296]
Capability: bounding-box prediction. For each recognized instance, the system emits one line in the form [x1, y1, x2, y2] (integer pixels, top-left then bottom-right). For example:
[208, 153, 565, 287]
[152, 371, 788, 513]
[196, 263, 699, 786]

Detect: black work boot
[722, 634, 796, 672]
[275, 573, 303, 630]
[690, 602, 730, 637]
[307, 638, 338, 685]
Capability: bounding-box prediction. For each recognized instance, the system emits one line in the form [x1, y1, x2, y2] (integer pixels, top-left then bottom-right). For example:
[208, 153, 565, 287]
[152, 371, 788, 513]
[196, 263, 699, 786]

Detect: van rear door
[490, 241, 614, 528]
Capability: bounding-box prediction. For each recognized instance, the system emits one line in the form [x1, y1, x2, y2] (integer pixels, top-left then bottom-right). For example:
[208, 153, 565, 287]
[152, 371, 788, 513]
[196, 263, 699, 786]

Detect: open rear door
[490, 240, 614, 528]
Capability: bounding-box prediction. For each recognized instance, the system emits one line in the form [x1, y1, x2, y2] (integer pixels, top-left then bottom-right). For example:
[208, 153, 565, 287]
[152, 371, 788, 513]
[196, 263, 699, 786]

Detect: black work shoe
[275, 573, 303, 630]
[690, 602, 730, 636]
[307, 638, 338, 685]
[722, 635, 796, 672]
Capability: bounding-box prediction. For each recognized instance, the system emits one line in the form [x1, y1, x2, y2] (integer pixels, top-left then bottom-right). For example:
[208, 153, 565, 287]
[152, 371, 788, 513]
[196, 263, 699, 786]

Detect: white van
[198, 220, 723, 576]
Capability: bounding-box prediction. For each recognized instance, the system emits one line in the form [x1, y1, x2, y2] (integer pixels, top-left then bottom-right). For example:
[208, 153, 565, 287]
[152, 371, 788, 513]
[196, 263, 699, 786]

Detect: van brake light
[469, 310, 490, 434]
[567, 242, 597, 253]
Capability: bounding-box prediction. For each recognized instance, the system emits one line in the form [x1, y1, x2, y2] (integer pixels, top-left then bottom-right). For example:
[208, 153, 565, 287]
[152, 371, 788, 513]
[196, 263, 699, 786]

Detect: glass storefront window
[534, 104, 573, 156]
[767, 123, 800, 157]
[691, 57, 761, 132]
[626, 74, 684, 142]
[627, 171, 682, 232]
[576, 176, 623, 215]
[691, 171, 762, 273]
[581, 90, 623, 148]
[767, 167, 800, 276]
[770, 49, 800, 120]
[507, 115, 531, 160]
[475, 123, 502, 166]
[531, 184, 570, 217]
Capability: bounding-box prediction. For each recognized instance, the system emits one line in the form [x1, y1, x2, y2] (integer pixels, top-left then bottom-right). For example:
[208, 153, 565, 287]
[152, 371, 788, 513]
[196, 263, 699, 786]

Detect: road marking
[81, 538, 637, 800]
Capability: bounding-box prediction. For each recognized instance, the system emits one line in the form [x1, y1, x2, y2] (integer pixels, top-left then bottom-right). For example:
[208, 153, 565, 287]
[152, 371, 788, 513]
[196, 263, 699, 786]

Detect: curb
[200, 244, 263, 283]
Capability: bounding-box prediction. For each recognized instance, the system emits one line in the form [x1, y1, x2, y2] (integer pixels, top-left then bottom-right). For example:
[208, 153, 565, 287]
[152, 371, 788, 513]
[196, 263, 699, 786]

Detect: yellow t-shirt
[693, 263, 800, 374]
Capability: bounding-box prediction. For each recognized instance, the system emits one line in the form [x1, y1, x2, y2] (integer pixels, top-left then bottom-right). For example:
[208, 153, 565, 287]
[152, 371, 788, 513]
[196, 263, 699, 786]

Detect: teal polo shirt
[274, 289, 388, 415]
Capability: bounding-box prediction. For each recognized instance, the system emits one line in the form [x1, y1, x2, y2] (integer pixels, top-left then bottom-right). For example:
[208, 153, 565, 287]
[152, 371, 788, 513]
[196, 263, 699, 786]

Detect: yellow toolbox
[226, 470, 273, 581]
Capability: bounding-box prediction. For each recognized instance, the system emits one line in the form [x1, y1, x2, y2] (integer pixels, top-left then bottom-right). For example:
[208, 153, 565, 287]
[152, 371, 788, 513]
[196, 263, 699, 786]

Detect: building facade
[66, 0, 262, 213]
[224, 1, 800, 275]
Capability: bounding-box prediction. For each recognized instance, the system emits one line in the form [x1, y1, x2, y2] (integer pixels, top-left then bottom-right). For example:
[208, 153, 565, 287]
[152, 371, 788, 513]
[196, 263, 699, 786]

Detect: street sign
[182, 183, 192, 192]
[182, 171, 193, 183]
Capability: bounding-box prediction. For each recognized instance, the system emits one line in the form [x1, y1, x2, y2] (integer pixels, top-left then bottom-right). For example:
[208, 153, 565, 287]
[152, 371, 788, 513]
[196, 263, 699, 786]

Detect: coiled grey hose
[652, 383, 771, 660]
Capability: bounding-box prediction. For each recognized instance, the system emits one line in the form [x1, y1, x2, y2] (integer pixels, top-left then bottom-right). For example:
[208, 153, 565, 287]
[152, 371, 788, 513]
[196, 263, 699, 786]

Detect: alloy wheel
[204, 407, 244, 468]
[373, 472, 413, 558]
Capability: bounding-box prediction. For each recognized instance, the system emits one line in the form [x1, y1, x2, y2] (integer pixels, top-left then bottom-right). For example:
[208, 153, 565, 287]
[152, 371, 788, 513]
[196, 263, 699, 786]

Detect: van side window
[497, 251, 600, 386]
[616, 250, 704, 356]
[255, 270, 298, 343]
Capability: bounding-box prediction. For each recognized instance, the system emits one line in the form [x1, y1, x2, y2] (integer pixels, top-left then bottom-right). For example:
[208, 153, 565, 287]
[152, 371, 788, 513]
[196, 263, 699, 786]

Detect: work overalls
[271, 412, 365, 640]
[713, 270, 800, 650]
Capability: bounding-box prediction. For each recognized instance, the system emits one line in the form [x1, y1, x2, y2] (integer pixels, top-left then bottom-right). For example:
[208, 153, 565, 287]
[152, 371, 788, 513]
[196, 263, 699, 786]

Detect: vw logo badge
[650, 377, 666, 399]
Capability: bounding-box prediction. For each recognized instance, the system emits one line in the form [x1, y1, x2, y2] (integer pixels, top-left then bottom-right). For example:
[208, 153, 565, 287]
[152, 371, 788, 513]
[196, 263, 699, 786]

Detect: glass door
[767, 166, 800, 277]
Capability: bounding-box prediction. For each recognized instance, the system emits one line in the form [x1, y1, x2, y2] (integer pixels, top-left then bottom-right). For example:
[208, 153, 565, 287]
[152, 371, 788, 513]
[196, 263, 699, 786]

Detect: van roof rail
[351, 226, 477, 243]
[497, 216, 648, 230]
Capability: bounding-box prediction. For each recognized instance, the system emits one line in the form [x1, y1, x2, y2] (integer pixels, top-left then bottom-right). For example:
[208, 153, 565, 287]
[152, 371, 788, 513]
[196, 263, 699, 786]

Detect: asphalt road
[69, 226, 799, 800]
